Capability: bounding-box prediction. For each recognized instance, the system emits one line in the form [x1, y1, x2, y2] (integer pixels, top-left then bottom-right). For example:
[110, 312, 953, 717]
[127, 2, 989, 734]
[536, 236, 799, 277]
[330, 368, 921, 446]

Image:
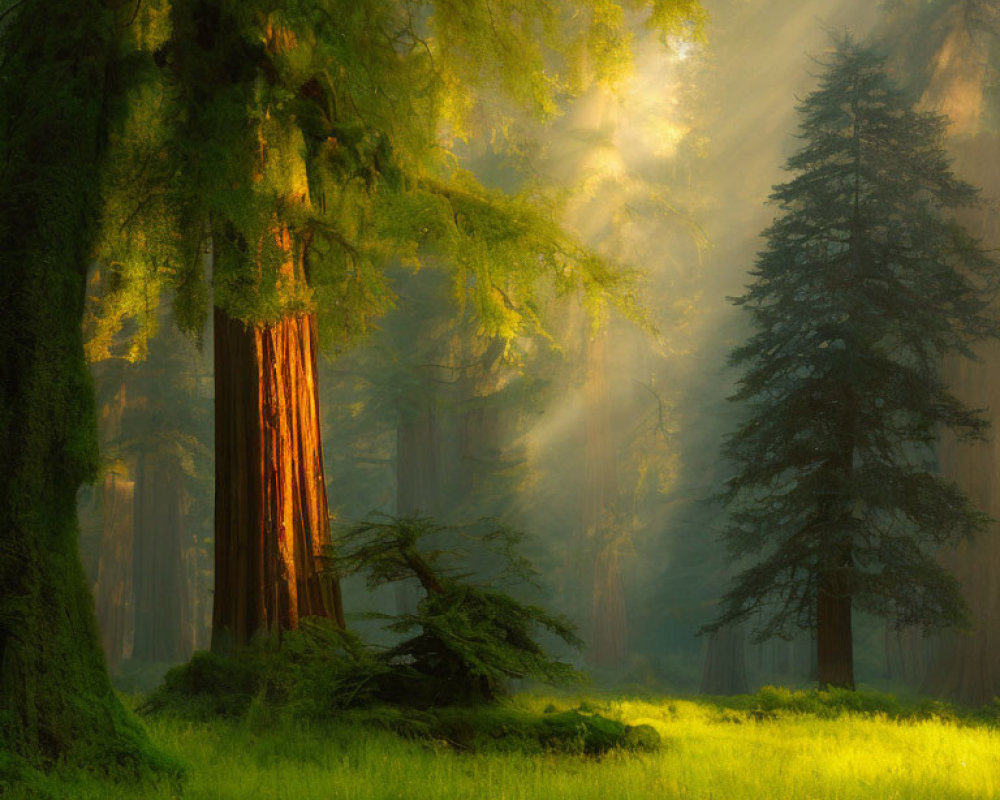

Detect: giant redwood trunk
[212, 307, 344, 650]
[132, 451, 188, 663]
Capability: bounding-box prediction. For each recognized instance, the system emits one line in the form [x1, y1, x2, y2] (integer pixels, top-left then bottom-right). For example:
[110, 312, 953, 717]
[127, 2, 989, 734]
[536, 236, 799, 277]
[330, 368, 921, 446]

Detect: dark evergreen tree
[707, 37, 1000, 689]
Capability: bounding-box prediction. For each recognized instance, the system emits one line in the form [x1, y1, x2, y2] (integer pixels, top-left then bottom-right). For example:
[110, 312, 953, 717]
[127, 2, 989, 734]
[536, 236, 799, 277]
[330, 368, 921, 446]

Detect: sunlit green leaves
[90, 0, 705, 351]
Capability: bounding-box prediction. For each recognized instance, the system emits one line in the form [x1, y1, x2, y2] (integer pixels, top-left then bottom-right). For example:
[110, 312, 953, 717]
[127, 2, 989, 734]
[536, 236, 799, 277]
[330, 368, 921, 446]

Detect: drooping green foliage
[709, 38, 999, 640]
[0, 0, 177, 782]
[85, 0, 706, 350]
[85, 0, 205, 358]
[333, 515, 584, 703]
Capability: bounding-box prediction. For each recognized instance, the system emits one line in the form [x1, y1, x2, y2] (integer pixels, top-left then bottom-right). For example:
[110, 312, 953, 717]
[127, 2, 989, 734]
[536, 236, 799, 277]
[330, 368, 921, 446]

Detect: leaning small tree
[333, 516, 582, 704]
[707, 37, 999, 689]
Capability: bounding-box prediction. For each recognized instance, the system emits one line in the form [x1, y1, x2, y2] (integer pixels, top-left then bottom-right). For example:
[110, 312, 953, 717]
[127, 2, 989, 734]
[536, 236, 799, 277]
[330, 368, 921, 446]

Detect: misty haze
[4, 1, 1000, 797]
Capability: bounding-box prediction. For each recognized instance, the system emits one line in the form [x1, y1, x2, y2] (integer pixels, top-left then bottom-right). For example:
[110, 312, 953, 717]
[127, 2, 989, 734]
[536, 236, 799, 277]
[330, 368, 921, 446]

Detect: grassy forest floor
[14, 689, 1000, 799]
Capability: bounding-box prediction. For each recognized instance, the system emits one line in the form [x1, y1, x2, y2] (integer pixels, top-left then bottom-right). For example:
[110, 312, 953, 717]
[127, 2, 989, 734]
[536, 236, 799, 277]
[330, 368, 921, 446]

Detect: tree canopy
[87, 0, 707, 354]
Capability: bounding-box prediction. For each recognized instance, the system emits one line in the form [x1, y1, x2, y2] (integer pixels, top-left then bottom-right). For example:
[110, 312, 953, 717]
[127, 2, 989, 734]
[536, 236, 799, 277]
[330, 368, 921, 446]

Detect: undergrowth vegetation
[16, 519, 1000, 798]
[143, 515, 585, 721]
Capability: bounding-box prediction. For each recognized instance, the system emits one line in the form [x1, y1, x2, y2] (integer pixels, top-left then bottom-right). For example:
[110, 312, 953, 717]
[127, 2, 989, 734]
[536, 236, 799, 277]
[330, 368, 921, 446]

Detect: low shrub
[404, 705, 661, 755]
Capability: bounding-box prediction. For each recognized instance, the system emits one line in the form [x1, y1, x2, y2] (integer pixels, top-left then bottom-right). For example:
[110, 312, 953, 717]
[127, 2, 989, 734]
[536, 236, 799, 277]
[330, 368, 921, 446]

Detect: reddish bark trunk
[591, 543, 627, 669]
[132, 451, 189, 663]
[212, 307, 344, 649]
[454, 337, 506, 499]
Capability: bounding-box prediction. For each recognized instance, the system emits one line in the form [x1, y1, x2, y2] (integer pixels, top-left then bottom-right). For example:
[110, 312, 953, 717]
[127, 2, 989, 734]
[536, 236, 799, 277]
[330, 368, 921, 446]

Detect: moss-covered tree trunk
[0, 0, 163, 775]
[132, 451, 189, 663]
[212, 308, 344, 650]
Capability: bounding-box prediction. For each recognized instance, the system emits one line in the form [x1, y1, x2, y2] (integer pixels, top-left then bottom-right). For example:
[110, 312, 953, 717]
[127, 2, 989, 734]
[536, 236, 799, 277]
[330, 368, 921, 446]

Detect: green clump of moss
[386, 706, 660, 755]
[141, 650, 263, 719]
[539, 711, 629, 754]
[140, 621, 382, 721]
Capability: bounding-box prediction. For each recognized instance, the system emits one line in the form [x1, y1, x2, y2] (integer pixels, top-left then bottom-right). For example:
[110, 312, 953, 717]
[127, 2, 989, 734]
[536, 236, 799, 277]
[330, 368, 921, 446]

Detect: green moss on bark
[0, 0, 176, 782]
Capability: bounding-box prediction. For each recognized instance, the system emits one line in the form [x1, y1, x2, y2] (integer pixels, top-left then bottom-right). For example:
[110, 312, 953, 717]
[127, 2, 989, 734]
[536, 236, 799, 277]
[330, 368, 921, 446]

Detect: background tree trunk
[132, 451, 189, 663]
[584, 332, 628, 669]
[700, 625, 748, 695]
[901, 10, 1000, 707]
[90, 368, 133, 672]
[884, 623, 928, 686]
[396, 406, 440, 518]
[394, 404, 440, 613]
[94, 470, 135, 672]
[923, 126, 1000, 706]
[212, 308, 344, 650]
[928, 339, 1000, 704]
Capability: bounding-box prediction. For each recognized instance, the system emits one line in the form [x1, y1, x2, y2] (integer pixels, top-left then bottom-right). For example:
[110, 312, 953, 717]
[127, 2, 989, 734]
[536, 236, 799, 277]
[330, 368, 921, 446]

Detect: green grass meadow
[13, 690, 1000, 799]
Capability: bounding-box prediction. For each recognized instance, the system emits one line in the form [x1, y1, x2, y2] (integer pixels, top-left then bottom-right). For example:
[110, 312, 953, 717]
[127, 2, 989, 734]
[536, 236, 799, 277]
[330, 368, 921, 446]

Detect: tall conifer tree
[708, 37, 999, 689]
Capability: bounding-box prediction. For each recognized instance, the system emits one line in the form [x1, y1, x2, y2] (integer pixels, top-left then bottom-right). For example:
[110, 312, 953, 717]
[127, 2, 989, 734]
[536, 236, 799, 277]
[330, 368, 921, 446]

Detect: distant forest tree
[881, 0, 1000, 705]
[707, 38, 1000, 689]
